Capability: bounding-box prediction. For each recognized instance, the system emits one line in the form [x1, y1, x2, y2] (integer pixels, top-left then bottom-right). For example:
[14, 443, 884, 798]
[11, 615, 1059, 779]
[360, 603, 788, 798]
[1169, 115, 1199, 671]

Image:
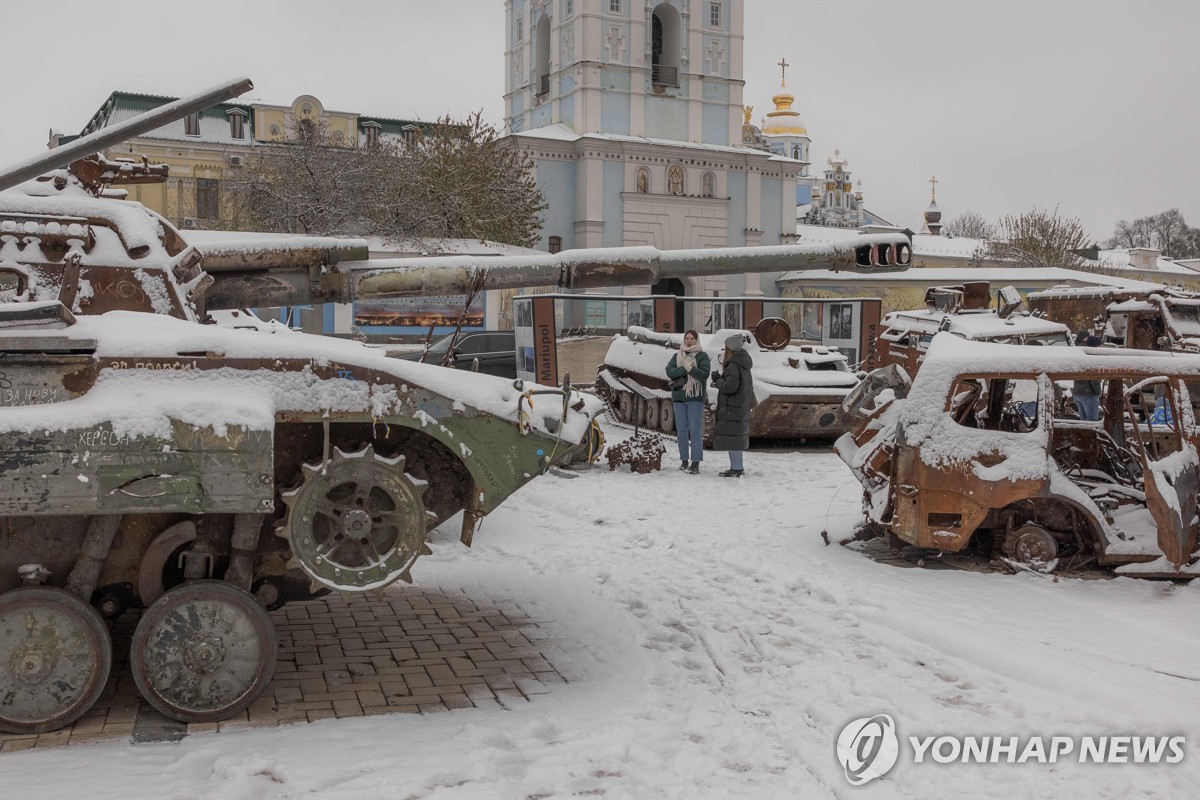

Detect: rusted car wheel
[131, 580, 276, 724]
[1003, 524, 1059, 566]
[0, 586, 112, 734]
[280, 445, 430, 591]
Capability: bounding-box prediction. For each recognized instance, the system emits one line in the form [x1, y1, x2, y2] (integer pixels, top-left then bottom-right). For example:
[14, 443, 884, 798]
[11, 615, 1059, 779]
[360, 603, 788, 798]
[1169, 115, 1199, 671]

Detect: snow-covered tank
[597, 318, 859, 442]
[0, 77, 913, 733]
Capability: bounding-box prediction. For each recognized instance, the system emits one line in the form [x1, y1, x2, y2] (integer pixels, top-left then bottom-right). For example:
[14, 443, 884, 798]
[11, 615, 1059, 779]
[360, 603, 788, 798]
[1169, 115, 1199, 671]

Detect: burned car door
[890, 374, 1054, 552]
[1123, 378, 1200, 566]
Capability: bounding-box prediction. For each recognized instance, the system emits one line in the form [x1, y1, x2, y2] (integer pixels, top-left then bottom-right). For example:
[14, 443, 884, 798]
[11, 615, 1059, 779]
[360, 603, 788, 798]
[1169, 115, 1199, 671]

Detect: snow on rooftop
[515, 124, 796, 162]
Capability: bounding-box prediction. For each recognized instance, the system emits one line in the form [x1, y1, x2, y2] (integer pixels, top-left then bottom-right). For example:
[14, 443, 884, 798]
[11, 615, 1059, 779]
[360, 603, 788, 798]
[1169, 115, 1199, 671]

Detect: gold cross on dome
[778, 57, 790, 86]
[929, 175, 939, 201]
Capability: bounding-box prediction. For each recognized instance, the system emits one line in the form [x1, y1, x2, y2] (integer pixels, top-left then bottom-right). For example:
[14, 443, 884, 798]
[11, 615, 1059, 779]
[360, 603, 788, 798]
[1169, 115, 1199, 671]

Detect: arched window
[636, 167, 650, 193]
[651, 4, 681, 86]
[701, 172, 715, 198]
[535, 14, 552, 96]
[667, 165, 684, 196]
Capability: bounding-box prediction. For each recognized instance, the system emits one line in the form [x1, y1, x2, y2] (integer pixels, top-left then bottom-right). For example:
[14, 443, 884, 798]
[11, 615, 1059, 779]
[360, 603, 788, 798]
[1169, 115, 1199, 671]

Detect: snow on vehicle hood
[0, 311, 602, 443]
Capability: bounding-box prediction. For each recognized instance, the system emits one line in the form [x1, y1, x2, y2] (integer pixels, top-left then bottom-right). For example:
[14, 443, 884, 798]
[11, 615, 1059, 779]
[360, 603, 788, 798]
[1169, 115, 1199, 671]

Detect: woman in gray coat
[710, 333, 754, 477]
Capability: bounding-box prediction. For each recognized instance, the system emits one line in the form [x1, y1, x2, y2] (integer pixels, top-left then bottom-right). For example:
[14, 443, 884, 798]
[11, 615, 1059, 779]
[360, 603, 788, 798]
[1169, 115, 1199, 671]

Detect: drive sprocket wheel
[280, 445, 431, 591]
[0, 586, 112, 734]
[130, 580, 276, 724]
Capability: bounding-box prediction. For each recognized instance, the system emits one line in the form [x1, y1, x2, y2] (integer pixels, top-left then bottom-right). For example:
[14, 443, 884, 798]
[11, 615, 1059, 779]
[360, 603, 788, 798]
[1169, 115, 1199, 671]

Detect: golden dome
[762, 84, 807, 136]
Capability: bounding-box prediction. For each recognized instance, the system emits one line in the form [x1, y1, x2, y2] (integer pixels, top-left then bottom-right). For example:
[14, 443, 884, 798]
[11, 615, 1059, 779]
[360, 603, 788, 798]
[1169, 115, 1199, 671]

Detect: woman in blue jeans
[665, 329, 711, 474]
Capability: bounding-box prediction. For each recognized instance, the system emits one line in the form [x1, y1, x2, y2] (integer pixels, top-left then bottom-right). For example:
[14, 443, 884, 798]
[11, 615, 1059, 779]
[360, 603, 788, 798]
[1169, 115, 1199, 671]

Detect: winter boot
[678, 460, 689, 472]
[688, 461, 700, 474]
[718, 469, 744, 478]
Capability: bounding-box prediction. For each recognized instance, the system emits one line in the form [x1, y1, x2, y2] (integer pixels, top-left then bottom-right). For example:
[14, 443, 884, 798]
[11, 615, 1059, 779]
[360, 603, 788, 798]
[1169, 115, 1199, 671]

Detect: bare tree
[364, 112, 546, 248]
[990, 206, 1093, 270]
[1107, 208, 1199, 258]
[225, 112, 546, 247]
[1107, 216, 1155, 249]
[943, 210, 996, 241]
[1148, 209, 1189, 257]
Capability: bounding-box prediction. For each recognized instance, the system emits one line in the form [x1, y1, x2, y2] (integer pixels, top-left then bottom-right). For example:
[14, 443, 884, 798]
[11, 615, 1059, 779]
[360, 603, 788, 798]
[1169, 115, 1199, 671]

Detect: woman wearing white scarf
[665, 330, 711, 473]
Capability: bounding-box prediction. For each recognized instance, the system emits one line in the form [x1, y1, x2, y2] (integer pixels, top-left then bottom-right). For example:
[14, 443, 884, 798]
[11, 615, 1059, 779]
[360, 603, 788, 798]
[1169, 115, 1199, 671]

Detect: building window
[566, 0, 574, 15]
[516, 16, 523, 42]
[636, 167, 650, 193]
[548, 235, 563, 254]
[651, 5, 681, 86]
[227, 111, 245, 140]
[701, 172, 715, 197]
[184, 112, 200, 137]
[196, 178, 219, 220]
[710, 2, 721, 27]
[609, 0, 620, 12]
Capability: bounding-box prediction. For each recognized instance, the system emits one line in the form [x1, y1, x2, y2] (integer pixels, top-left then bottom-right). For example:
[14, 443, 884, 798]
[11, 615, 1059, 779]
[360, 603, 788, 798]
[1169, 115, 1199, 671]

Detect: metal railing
[651, 64, 678, 86]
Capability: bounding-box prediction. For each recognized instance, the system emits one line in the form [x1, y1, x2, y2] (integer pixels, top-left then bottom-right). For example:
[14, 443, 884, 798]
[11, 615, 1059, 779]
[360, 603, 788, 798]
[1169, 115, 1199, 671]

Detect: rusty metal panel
[0, 421, 273, 516]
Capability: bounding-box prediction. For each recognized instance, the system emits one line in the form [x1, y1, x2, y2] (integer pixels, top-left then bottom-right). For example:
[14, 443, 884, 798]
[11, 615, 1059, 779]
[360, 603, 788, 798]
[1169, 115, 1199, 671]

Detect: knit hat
[724, 333, 745, 351]
[1085, 335, 1102, 347]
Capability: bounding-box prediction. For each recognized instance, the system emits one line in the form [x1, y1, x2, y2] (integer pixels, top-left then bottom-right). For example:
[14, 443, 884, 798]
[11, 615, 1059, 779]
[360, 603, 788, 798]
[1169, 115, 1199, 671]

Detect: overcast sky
[5, 0, 1196, 242]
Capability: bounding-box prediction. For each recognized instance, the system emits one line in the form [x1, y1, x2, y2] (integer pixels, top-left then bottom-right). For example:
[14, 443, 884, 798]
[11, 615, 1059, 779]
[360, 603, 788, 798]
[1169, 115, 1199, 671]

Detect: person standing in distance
[711, 333, 754, 477]
[665, 329, 711, 473]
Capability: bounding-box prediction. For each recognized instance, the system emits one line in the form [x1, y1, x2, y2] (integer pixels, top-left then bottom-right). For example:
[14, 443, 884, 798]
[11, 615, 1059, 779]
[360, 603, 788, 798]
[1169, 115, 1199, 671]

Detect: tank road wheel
[130, 580, 276, 724]
[660, 400, 675, 433]
[616, 391, 633, 423]
[644, 398, 660, 430]
[280, 445, 430, 591]
[0, 586, 112, 734]
[1003, 524, 1059, 568]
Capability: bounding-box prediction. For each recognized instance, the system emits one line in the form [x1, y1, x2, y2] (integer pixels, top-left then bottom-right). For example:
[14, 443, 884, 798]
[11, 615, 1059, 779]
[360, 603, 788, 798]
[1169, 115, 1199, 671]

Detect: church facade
[501, 0, 804, 303]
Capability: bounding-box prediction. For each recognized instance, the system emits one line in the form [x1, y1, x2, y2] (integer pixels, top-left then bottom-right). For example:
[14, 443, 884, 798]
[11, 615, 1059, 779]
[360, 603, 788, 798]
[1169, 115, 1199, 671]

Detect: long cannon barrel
[201, 234, 911, 310]
[0, 77, 254, 194]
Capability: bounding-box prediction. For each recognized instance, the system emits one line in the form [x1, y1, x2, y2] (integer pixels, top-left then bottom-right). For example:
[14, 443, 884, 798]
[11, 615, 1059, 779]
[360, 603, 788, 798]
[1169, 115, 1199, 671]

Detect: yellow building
[54, 92, 425, 230]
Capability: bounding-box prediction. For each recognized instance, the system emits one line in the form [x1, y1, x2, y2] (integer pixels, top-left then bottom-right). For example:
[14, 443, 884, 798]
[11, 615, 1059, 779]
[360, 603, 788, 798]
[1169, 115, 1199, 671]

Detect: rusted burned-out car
[877, 282, 1072, 374]
[1028, 285, 1200, 353]
[837, 333, 1200, 577]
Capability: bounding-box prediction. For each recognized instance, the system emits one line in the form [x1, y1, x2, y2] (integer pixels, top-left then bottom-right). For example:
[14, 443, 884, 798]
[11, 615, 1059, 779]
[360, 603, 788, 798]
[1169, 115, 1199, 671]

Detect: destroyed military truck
[837, 333, 1200, 578]
[597, 317, 859, 441]
[0, 76, 915, 733]
[877, 281, 1073, 375]
[1028, 285, 1200, 354]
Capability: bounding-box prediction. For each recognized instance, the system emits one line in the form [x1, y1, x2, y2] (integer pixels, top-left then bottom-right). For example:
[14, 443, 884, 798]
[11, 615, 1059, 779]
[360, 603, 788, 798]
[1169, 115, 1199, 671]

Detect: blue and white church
[502, 0, 805, 309]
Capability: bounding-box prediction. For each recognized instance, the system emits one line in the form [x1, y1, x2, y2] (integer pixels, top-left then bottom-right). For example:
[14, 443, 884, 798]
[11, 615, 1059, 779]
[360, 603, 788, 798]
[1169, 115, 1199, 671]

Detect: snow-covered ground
[3, 422, 1198, 799]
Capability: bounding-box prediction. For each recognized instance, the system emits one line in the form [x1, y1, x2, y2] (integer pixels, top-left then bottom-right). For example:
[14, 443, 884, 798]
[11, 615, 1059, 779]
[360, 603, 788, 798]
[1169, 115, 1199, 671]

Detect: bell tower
[504, 0, 746, 146]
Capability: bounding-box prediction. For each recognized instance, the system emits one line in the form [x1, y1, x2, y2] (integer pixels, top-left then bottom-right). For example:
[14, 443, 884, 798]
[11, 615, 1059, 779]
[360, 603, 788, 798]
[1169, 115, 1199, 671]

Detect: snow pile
[2, 427, 1197, 798]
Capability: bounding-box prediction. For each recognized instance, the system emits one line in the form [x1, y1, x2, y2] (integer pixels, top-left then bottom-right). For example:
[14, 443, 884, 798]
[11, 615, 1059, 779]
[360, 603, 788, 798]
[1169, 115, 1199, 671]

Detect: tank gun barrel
[202, 234, 910, 310]
[0, 77, 254, 194]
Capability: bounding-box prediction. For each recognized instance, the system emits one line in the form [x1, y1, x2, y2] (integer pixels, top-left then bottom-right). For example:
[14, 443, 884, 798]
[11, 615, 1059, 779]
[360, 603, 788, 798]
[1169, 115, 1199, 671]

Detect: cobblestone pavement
[0, 585, 568, 752]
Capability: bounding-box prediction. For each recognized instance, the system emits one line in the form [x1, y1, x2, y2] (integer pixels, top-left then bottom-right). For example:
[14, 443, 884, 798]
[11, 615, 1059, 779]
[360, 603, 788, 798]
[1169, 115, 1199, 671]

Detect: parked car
[396, 331, 518, 378]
